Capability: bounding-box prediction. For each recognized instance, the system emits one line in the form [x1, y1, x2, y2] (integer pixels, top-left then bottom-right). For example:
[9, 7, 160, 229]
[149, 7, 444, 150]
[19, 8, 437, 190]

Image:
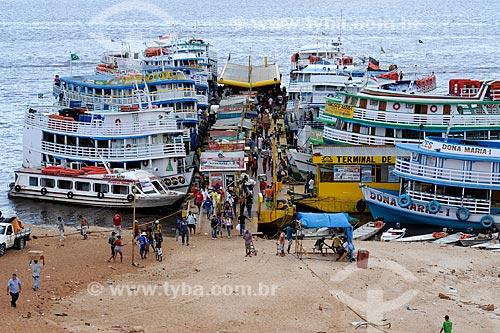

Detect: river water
[0, 0, 499, 226]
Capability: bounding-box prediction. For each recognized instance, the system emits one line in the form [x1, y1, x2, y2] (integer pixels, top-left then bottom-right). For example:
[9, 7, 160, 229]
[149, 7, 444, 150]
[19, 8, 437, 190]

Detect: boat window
[112, 185, 129, 195]
[93, 183, 109, 193]
[41, 178, 55, 188]
[405, 104, 414, 109]
[464, 188, 488, 200]
[57, 180, 73, 190]
[29, 177, 38, 187]
[152, 180, 166, 194]
[75, 181, 91, 191]
[320, 170, 334, 182]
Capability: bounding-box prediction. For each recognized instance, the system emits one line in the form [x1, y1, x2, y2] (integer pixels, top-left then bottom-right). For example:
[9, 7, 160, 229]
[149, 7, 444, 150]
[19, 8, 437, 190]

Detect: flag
[70, 53, 80, 61]
[159, 35, 170, 40]
[380, 46, 386, 54]
[418, 39, 423, 44]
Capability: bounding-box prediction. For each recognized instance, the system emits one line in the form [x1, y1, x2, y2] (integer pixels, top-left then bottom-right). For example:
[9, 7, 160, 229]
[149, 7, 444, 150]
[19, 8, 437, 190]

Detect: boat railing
[323, 126, 421, 145]
[396, 158, 500, 189]
[41, 141, 186, 162]
[406, 189, 491, 214]
[196, 94, 209, 105]
[298, 120, 324, 129]
[54, 87, 197, 106]
[349, 106, 500, 127]
[25, 112, 182, 137]
[288, 82, 313, 91]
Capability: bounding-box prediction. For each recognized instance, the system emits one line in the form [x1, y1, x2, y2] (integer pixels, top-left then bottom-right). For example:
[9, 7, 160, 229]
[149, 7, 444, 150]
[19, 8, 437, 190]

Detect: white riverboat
[8, 167, 184, 208]
[320, 79, 500, 146]
[20, 104, 194, 194]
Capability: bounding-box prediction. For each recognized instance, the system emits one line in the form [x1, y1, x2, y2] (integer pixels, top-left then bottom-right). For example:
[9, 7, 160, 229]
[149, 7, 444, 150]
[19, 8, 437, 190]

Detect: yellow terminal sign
[312, 155, 395, 165]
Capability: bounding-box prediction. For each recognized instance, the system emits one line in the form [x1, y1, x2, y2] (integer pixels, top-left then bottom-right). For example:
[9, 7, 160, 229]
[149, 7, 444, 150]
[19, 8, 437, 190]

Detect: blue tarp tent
[297, 212, 353, 243]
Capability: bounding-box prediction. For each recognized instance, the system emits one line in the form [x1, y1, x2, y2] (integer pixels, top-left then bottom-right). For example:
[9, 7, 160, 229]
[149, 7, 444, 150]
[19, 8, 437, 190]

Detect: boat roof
[342, 80, 500, 104]
[211, 118, 253, 130]
[397, 136, 500, 162]
[313, 146, 410, 157]
[60, 73, 194, 88]
[218, 61, 281, 88]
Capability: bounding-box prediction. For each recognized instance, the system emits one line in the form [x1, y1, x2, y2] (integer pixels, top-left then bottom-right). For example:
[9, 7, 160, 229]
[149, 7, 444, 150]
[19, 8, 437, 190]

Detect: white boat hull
[353, 222, 385, 241]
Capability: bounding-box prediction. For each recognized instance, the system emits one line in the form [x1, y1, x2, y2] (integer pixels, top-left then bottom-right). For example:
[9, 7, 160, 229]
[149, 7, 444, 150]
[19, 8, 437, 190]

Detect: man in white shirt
[30, 257, 45, 291]
[308, 178, 314, 194]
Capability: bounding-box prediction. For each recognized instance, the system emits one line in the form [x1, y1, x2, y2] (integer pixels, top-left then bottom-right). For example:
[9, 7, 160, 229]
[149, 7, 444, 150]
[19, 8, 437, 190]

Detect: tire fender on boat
[67, 191, 74, 199]
[480, 215, 494, 228]
[14, 185, 21, 192]
[127, 194, 134, 203]
[356, 199, 367, 213]
[97, 192, 105, 199]
[397, 194, 412, 208]
[427, 200, 441, 214]
[41, 187, 47, 196]
[456, 206, 470, 221]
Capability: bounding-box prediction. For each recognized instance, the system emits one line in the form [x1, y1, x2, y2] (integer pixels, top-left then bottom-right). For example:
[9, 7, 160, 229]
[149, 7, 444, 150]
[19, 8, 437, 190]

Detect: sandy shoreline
[1, 223, 499, 332]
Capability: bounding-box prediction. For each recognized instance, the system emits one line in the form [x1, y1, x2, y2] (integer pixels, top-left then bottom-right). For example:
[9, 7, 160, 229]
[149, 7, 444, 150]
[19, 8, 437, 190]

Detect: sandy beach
[1, 221, 499, 333]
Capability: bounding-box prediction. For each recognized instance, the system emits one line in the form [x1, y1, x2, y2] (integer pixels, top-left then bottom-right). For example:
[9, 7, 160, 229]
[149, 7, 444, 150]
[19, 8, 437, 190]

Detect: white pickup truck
[0, 217, 31, 256]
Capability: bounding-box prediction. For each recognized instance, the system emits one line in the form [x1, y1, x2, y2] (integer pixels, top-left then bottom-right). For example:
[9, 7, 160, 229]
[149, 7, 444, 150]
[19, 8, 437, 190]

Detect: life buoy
[127, 194, 134, 203]
[171, 177, 178, 185]
[126, 144, 131, 150]
[41, 187, 47, 196]
[115, 118, 121, 125]
[165, 178, 171, 186]
[393, 102, 401, 110]
[480, 215, 494, 228]
[146, 74, 155, 82]
[159, 72, 166, 80]
[178, 176, 186, 184]
[97, 192, 105, 199]
[427, 200, 440, 214]
[14, 185, 21, 192]
[327, 94, 334, 98]
[142, 160, 149, 167]
[429, 105, 438, 113]
[398, 194, 412, 208]
[67, 191, 74, 199]
[456, 206, 470, 221]
[323, 67, 327, 71]
[356, 199, 367, 213]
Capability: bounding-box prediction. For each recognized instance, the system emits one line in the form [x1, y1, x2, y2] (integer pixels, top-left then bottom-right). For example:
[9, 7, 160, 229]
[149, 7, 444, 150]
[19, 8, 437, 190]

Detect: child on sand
[277, 232, 286, 256]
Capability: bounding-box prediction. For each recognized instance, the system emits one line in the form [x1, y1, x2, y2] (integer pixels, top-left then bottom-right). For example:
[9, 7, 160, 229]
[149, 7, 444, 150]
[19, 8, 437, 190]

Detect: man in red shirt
[113, 212, 122, 236]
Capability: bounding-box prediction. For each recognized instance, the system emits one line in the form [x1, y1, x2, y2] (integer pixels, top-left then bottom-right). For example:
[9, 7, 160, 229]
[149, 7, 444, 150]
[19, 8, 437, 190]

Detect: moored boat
[320, 79, 500, 146]
[352, 220, 385, 240]
[394, 231, 448, 242]
[380, 228, 406, 241]
[361, 136, 500, 230]
[8, 167, 184, 208]
[459, 233, 497, 247]
[432, 232, 474, 245]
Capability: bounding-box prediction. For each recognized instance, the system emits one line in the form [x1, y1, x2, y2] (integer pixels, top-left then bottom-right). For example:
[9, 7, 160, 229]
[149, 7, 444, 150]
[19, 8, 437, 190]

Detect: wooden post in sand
[131, 182, 137, 266]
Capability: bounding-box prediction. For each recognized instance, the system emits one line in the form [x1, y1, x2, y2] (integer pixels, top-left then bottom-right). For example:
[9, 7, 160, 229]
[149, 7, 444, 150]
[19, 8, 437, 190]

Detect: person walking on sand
[79, 214, 88, 240]
[107, 231, 116, 262]
[30, 257, 45, 291]
[225, 214, 233, 238]
[113, 235, 124, 263]
[7, 273, 21, 308]
[181, 216, 189, 246]
[187, 212, 196, 235]
[440, 315, 452, 333]
[113, 211, 122, 236]
[139, 232, 148, 259]
[243, 229, 253, 257]
[56, 217, 65, 241]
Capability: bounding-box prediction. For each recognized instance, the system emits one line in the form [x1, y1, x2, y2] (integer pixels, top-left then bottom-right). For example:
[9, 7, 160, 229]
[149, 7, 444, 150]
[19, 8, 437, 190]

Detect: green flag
[380, 46, 386, 54]
[70, 53, 80, 61]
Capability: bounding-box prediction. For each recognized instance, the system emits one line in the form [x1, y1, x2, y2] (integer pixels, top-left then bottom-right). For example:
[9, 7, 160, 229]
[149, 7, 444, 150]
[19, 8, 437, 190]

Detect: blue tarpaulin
[297, 212, 353, 243]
